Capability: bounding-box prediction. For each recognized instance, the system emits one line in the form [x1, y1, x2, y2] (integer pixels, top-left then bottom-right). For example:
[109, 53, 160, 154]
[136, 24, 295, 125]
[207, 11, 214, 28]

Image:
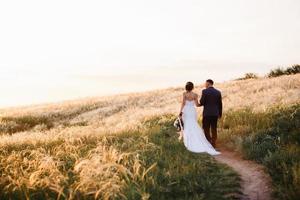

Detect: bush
[268, 64, 300, 78]
[286, 65, 300, 75]
[236, 73, 258, 80]
[268, 67, 286, 78]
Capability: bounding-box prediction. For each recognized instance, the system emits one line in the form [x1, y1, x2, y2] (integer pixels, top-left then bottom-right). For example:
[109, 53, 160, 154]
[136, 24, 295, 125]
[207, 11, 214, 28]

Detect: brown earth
[215, 148, 273, 200]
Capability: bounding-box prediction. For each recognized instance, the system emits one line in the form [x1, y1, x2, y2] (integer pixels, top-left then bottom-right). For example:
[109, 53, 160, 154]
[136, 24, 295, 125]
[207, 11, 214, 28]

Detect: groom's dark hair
[206, 79, 214, 85]
[185, 82, 194, 91]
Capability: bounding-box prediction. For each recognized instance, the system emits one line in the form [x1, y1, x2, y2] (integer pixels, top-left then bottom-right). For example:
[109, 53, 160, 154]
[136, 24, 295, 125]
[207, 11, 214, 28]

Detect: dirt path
[215, 148, 273, 200]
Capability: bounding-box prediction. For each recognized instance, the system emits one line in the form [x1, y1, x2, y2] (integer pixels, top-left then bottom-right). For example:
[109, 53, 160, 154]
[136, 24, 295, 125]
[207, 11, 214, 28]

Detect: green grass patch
[219, 103, 300, 200]
[0, 102, 109, 135]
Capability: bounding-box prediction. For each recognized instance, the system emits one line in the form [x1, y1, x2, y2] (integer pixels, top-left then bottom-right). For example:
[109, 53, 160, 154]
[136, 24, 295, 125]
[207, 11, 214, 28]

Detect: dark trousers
[202, 116, 218, 147]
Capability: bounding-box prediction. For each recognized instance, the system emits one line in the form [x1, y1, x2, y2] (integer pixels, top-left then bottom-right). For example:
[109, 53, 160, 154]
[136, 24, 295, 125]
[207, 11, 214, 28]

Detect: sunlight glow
[0, 0, 299, 107]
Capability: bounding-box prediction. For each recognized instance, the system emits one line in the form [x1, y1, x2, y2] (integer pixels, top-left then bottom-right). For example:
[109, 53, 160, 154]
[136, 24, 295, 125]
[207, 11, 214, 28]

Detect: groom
[197, 79, 222, 148]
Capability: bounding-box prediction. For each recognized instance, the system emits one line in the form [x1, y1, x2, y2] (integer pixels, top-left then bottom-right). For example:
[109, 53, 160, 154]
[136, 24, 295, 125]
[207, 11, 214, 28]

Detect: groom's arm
[218, 93, 223, 118]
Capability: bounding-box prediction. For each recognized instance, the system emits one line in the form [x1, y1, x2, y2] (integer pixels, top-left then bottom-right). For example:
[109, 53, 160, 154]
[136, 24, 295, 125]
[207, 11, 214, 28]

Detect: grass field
[0, 115, 241, 200]
[219, 103, 300, 200]
[0, 74, 299, 199]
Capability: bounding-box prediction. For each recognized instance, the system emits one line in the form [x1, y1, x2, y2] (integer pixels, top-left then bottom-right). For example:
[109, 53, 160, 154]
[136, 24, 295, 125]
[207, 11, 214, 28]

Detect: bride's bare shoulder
[192, 92, 198, 97]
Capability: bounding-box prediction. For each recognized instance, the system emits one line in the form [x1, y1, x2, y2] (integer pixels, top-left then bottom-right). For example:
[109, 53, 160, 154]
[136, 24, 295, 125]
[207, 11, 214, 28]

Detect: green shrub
[0, 115, 54, 134]
[0, 102, 108, 135]
[268, 67, 286, 78]
[286, 64, 300, 75]
[268, 64, 300, 78]
[236, 73, 259, 80]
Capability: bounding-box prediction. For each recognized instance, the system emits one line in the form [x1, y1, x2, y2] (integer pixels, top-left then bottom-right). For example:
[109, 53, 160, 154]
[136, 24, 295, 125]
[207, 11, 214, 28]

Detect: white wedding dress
[182, 100, 220, 155]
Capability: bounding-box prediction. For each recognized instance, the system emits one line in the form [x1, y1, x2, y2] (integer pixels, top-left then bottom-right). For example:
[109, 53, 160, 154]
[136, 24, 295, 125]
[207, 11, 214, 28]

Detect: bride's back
[184, 92, 197, 101]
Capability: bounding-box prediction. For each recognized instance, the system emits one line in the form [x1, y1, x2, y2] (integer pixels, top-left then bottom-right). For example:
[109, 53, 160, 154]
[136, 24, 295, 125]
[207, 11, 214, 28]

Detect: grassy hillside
[219, 103, 300, 200]
[0, 74, 299, 199]
[0, 74, 299, 144]
[0, 115, 241, 199]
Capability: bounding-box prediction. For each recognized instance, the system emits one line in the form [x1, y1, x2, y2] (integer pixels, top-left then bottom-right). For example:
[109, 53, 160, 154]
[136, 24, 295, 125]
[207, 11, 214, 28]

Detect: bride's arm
[179, 93, 186, 116]
[195, 94, 201, 107]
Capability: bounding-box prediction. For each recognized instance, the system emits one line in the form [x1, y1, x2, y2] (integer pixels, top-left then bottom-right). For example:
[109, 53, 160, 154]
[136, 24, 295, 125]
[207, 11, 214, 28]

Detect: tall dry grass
[0, 74, 299, 147]
[0, 74, 299, 199]
[0, 115, 241, 199]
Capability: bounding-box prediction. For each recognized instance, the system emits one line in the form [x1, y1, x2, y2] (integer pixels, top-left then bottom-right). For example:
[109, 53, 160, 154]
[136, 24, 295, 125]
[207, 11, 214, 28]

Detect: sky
[0, 0, 299, 107]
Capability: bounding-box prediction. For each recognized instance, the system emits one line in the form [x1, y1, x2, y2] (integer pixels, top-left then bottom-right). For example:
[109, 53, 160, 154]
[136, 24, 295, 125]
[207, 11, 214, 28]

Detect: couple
[179, 79, 222, 156]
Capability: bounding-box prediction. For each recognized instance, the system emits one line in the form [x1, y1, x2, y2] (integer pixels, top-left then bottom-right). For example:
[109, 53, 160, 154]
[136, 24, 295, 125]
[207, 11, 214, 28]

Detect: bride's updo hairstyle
[185, 82, 194, 92]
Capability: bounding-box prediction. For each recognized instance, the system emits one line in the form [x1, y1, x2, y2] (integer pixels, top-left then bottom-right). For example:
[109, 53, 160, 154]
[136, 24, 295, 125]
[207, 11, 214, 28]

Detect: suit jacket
[200, 87, 222, 117]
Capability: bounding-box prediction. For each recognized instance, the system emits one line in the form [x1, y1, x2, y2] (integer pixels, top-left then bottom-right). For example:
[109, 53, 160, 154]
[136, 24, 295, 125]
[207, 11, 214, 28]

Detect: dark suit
[199, 87, 222, 147]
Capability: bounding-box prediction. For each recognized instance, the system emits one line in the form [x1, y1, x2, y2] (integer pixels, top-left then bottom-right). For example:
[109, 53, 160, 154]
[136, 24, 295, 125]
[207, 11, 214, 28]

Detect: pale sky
[0, 0, 299, 107]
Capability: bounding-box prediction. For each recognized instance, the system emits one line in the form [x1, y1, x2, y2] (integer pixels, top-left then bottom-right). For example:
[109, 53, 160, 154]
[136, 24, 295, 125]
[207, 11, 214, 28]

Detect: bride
[179, 82, 220, 156]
